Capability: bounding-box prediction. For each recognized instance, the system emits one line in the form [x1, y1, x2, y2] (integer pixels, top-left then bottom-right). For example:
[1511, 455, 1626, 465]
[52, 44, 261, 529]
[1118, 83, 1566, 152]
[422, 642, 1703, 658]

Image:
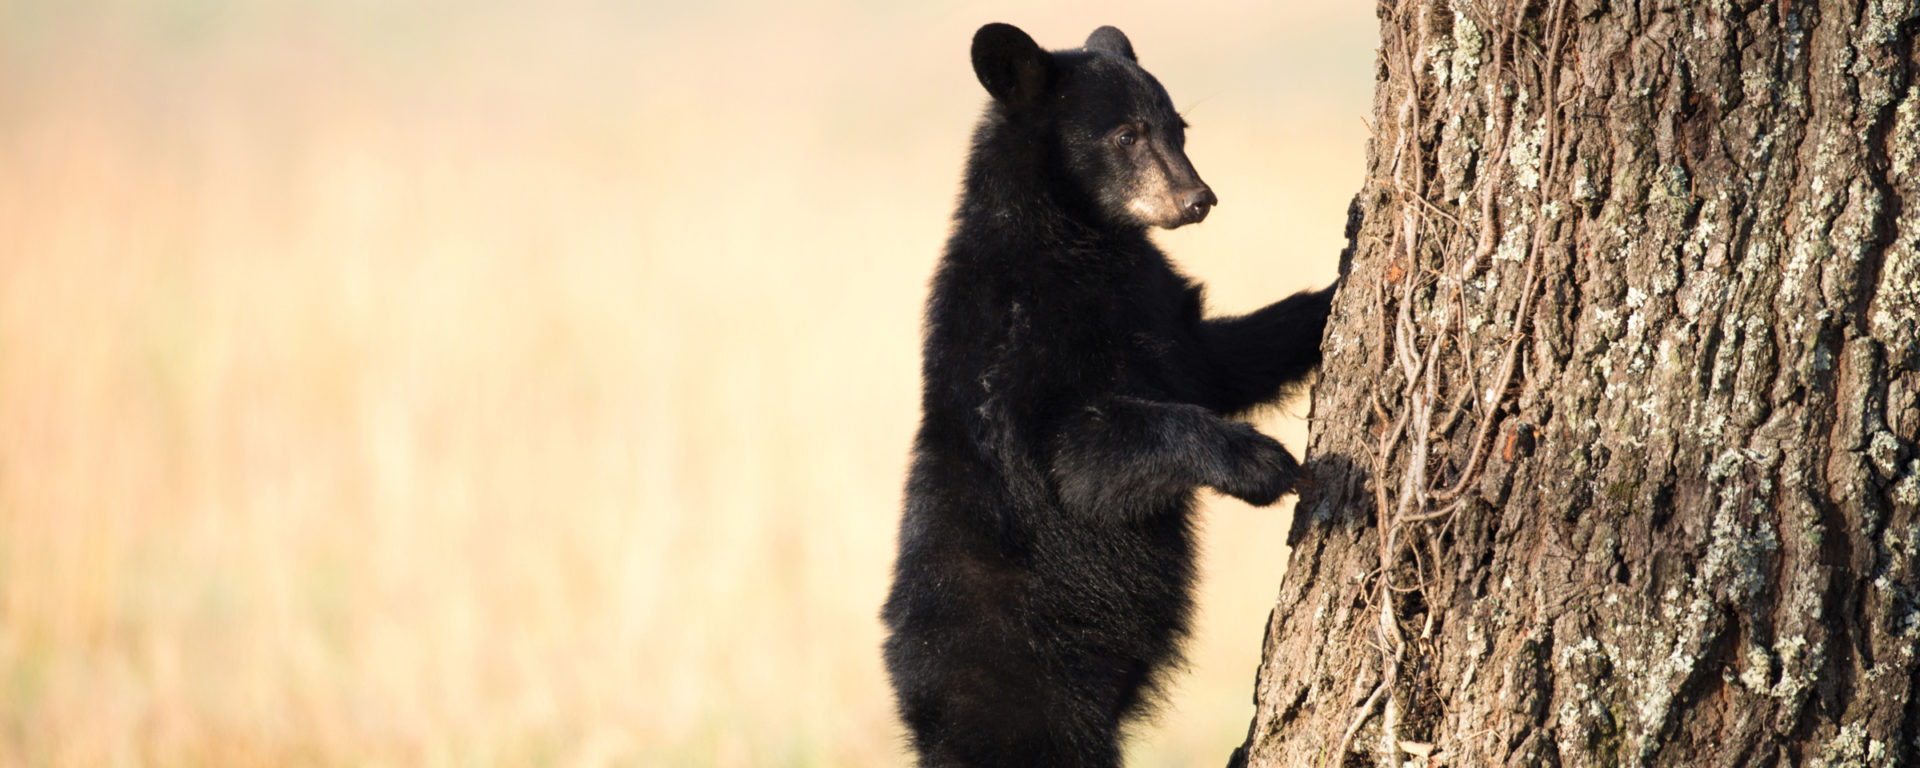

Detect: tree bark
[1235, 0, 1920, 766]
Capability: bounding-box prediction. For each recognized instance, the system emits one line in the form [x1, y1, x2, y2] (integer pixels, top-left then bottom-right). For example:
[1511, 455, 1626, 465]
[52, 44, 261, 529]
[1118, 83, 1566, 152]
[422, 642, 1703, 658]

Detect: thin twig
[1334, 680, 1390, 762]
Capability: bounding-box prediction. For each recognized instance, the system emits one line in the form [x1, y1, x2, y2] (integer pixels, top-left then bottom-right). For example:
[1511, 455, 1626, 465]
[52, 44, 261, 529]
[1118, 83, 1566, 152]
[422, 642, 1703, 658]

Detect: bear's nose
[1182, 188, 1218, 224]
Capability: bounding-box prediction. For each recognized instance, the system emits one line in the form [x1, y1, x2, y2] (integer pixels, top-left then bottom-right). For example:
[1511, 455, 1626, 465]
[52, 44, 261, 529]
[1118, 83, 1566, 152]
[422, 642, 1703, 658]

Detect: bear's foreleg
[1187, 285, 1336, 415]
[1048, 396, 1300, 516]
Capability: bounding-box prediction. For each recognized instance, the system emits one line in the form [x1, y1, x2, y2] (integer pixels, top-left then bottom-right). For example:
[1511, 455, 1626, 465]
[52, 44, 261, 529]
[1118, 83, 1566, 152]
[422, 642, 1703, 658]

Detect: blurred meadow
[0, 0, 1374, 765]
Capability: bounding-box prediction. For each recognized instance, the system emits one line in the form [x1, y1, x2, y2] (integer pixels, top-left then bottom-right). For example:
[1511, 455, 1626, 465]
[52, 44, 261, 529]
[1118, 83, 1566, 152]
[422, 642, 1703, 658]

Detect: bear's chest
[1005, 277, 1183, 392]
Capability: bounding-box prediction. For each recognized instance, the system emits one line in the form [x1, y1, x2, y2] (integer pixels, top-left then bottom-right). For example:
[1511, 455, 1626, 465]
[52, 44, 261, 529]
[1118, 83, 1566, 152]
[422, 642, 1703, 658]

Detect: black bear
[881, 23, 1339, 768]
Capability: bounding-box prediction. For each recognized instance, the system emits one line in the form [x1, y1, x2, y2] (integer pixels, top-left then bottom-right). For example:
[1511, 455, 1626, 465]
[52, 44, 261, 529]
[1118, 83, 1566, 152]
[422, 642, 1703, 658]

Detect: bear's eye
[1115, 132, 1137, 147]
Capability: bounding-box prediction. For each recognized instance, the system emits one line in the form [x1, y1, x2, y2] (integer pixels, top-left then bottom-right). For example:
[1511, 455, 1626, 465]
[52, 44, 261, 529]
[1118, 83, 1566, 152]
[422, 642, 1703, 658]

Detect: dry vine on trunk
[1235, 0, 1920, 765]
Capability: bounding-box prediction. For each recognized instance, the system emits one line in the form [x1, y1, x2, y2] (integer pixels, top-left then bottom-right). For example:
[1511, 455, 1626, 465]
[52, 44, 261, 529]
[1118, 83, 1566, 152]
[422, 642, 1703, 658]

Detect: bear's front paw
[1216, 431, 1300, 507]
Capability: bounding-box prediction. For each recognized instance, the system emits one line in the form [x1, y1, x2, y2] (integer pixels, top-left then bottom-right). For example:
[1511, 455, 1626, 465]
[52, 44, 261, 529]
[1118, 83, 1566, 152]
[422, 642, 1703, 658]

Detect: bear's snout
[1179, 187, 1217, 225]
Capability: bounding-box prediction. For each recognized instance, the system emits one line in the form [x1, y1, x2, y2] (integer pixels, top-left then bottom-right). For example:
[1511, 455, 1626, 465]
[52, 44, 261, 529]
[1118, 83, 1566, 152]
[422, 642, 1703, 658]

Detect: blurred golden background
[0, 1, 1373, 765]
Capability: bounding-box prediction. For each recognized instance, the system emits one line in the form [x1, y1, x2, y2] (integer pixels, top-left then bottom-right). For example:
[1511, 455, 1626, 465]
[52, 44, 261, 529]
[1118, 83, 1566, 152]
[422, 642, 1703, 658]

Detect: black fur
[881, 24, 1339, 768]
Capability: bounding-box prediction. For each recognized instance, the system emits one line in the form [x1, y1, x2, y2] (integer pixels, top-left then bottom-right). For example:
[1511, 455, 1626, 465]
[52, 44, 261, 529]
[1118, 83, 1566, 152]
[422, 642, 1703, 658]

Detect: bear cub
[882, 23, 1339, 768]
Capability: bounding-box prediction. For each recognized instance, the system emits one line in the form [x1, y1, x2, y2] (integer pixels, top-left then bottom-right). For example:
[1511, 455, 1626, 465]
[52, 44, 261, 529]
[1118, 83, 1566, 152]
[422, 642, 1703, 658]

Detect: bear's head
[971, 23, 1217, 230]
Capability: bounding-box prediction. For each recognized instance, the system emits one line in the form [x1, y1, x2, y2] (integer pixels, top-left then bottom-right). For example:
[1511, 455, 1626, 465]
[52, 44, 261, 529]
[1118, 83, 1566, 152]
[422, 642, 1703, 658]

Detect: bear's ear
[1085, 26, 1136, 62]
[972, 23, 1052, 105]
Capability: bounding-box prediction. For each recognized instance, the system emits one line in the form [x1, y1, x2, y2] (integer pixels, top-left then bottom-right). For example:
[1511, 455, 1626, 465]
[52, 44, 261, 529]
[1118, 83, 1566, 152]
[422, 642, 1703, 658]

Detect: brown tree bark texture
[1238, 0, 1920, 766]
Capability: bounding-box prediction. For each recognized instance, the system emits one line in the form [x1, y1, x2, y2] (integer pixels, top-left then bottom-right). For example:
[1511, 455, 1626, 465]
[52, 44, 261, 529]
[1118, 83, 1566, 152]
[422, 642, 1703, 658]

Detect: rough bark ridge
[1237, 0, 1920, 765]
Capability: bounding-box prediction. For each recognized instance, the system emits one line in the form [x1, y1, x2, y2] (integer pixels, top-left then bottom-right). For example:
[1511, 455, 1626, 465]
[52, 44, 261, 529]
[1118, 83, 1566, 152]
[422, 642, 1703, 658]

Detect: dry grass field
[0, 1, 1373, 765]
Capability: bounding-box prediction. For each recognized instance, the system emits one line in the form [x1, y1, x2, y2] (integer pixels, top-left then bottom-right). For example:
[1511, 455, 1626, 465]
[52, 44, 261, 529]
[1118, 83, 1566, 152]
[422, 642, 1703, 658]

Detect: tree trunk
[1234, 0, 1920, 766]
